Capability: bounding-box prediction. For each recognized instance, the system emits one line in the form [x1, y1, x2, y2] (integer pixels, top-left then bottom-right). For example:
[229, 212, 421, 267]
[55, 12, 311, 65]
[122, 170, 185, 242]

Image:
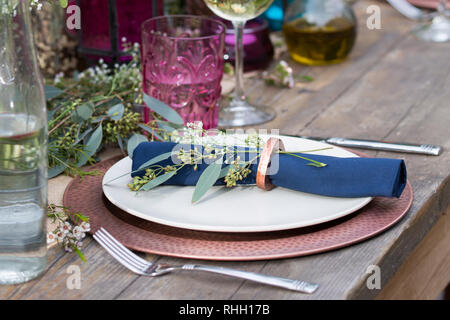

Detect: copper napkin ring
[256, 137, 285, 191]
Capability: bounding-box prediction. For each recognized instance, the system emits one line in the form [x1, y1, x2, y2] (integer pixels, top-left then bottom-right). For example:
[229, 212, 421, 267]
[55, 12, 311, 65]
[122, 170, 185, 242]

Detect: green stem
[280, 152, 327, 167]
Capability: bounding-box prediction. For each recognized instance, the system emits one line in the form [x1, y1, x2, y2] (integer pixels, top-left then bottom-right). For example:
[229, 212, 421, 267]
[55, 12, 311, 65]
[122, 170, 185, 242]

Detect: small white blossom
[55, 230, 65, 241]
[80, 222, 90, 232]
[54, 72, 64, 84]
[47, 232, 57, 244]
[72, 226, 86, 240]
[60, 221, 72, 234]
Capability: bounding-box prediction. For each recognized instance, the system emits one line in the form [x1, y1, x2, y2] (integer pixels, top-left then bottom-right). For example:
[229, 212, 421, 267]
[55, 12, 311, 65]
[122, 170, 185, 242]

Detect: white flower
[55, 230, 65, 241]
[121, 37, 127, 43]
[60, 221, 72, 234]
[54, 72, 64, 84]
[76, 241, 83, 250]
[47, 232, 57, 244]
[72, 226, 86, 240]
[80, 222, 90, 232]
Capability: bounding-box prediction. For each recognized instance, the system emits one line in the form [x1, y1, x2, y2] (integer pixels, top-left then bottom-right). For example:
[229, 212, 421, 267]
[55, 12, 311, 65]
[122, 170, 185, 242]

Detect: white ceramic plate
[102, 135, 372, 232]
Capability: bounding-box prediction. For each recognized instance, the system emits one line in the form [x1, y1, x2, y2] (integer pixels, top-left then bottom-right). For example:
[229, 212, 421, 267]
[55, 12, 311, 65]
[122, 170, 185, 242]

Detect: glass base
[218, 98, 275, 127]
[414, 15, 450, 42]
[0, 256, 47, 284]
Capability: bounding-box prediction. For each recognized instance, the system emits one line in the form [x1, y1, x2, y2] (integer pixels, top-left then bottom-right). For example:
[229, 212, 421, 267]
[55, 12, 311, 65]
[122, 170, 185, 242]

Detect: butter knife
[292, 136, 442, 156]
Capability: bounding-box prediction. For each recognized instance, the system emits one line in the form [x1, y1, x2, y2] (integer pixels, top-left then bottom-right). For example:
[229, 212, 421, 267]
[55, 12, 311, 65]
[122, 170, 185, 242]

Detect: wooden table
[1, 1, 449, 300]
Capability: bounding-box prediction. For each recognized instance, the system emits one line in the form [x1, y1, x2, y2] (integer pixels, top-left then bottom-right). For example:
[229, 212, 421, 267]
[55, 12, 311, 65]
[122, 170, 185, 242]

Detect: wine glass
[203, 0, 276, 127]
[415, 0, 450, 42]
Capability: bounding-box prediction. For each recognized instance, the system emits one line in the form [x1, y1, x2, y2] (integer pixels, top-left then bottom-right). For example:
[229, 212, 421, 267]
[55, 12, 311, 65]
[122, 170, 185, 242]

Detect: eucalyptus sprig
[45, 40, 183, 178]
[113, 120, 330, 204]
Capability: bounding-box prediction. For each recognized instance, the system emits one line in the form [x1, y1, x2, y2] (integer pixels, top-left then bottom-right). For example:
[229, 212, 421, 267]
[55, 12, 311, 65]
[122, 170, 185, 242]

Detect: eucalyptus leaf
[155, 120, 184, 132]
[72, 127, 93, 146]
[192, 157, 223, 203]
[103, 151, 173, 186]
[72, 70, 79, 81]
[136, 151, 173, 171]
[218, 162, 247, 180]
[45, 85, 64, 100]
[138, 124, 165, 141]
[127, 133, 148, 158]
[48, 164, 66, 179]
[117, 132, 124, 152]
[140, 170, 177, 191]
[47, 108, 56, 122]
[218, 164, 232, 179]
[90, 116, 104, 123]
[98, 97, 121, 109]
[72, 103, 94, 123]
[143, 94, 184, 125]
[107, 103, 125, 121]
[77, 124, 103, 166]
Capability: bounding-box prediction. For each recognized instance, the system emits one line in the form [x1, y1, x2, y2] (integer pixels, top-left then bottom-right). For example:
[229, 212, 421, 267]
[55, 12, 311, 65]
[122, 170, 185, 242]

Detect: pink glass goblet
[141, 15, 226, 130]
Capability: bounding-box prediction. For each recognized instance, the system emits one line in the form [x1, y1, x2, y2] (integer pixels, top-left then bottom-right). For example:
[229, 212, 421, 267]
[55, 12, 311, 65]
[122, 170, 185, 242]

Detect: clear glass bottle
[0, 0, 48, 284]
[282, 0, 357, 65]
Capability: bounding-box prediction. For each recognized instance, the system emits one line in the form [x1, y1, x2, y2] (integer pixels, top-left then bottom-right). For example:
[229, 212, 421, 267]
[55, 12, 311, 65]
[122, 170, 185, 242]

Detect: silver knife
[292, 135, 442, 156]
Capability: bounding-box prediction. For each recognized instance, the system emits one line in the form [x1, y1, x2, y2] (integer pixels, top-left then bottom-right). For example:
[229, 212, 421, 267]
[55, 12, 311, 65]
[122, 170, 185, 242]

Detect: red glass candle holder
[71, 0, 163, 63]
[224, 18, 274, 72]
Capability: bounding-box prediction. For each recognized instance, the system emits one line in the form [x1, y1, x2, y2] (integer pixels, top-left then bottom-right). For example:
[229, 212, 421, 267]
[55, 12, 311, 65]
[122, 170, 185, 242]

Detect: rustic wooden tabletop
[1, 0, 449, 300]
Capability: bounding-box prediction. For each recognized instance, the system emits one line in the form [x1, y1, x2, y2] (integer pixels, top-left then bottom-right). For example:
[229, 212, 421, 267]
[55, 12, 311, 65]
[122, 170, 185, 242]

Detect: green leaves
[143, 93, 184, 125]
[77, 124, 103, 166]
[140, 170, 177, 191]
[127, 133, 148, 158]
[138, 123, 165, 142]
[103, 151, 173, 186]
[45, 85, 64, 100]
[72, 103, 94, 123]
[107, 103, 125, 121]
[192, 157, 223, 204]
[136, 152, 173, 171]
[297, 75, 315, 83]
[48, 164, 66, 179]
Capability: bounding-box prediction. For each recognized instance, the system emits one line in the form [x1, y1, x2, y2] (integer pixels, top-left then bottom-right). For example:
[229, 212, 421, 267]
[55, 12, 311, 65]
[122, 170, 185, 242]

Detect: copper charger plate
[406, 0, 450, 9]
[63, 156, 413, 261]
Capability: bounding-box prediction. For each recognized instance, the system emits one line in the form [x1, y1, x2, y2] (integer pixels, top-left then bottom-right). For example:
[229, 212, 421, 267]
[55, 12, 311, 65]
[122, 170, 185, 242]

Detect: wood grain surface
[1, 1, 449, 300]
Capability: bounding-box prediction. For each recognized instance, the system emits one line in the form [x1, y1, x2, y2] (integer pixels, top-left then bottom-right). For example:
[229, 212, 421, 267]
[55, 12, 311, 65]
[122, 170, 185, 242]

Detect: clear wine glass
[203, 0, 276, 127]
[415, 0, 450, 42]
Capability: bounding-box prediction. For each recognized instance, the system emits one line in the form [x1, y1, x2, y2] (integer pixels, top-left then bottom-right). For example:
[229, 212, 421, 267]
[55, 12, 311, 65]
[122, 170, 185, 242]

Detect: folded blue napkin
[131, 141, 407, 198]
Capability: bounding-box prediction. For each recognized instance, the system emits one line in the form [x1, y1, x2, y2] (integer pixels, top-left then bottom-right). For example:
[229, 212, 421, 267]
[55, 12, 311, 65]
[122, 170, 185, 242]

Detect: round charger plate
[407, 0, 450, 9]
[102, 135, 372, 232]
[63, 156, 413, 261]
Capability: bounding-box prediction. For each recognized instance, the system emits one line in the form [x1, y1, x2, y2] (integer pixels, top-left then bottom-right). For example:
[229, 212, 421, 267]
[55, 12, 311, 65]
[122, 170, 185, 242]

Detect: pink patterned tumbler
[141, 16, 226, 129]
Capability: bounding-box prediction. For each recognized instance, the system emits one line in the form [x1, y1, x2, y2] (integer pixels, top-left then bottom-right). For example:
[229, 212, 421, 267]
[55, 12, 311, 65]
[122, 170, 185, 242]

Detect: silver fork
[93, 227, 318, 294]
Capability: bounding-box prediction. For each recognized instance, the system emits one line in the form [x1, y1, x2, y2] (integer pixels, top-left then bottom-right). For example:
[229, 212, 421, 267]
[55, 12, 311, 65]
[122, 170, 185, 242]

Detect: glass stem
[232, 20, 246, 103]
[437, 0, 448, 15]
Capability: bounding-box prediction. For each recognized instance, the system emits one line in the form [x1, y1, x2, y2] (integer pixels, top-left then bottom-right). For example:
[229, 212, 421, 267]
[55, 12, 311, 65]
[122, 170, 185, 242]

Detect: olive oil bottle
[283, 17, 356, 65]
[282, 0, 357, 65]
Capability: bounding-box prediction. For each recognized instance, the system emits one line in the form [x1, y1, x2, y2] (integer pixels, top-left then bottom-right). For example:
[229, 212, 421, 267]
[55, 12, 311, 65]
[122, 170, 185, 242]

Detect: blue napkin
[131, 141, 407, 198]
